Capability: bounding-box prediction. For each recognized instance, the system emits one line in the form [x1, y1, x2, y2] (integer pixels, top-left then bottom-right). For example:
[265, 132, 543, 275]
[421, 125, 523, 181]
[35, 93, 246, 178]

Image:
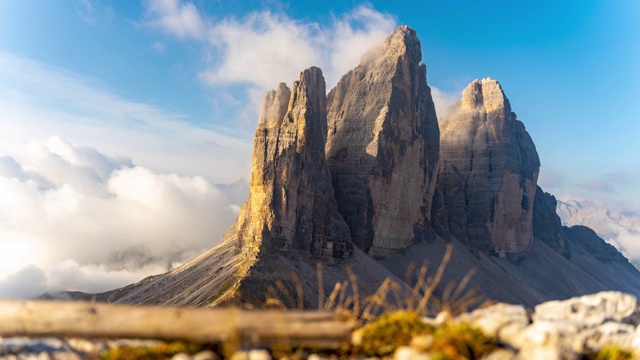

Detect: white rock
[393, 346, 431, 360]
[230, 349, 272, 360]
[455, 303, 529, 343]
[534, 291, 640, 326]
[192, 350, 218, 360]
[171, 353, 192, 360]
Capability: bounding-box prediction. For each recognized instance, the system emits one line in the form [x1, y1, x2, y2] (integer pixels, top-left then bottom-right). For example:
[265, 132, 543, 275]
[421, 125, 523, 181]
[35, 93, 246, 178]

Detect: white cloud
[0, 137, 248, 298]
[328, 5, 397, 86]
[200, 11, 320, 89]
[0, 52, 253, 298]
[430, 86, 460, 119]
[146, 4, 395, 127]
[143, 0, 206, 39]
[198, 5, 397, 90]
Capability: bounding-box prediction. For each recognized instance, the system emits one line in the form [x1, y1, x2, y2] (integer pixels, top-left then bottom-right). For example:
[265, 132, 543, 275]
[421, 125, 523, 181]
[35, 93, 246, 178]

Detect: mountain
[110, 26, 640, 309]
[110, 67, 398, 307]
[326, 26, 440, 257]
[379, 79, 640, 307]
[436, 78, 540, 255]
[557, 196, 640, 267]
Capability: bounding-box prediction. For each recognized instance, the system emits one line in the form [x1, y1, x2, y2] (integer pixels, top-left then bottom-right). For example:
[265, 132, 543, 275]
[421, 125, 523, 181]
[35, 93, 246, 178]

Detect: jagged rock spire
[325, 25, 440, 257]
[437, 78, 540, 255]
[233, 66, 352, 260]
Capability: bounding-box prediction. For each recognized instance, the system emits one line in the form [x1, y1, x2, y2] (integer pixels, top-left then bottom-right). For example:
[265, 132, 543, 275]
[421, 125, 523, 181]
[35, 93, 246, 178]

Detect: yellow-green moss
[429, 323, 497, 360]
[593, 345, 635, 360]
[359, 311, 433, 356]
[100, 341, 205, 360]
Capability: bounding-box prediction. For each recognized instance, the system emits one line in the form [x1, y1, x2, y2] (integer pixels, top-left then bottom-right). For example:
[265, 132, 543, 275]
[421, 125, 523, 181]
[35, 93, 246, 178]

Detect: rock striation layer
[437, 78, 540, 255]
[325, 25, 440, 257]
[231, 66, 352, 260]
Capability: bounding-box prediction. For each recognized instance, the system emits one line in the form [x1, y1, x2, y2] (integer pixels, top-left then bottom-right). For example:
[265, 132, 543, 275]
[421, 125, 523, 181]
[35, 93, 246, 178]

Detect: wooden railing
[0, 300, 355, 349]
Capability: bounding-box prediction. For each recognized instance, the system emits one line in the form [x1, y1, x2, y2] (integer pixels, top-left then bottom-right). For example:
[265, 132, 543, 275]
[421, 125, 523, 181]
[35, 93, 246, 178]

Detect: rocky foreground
[4, 291, 640, 359]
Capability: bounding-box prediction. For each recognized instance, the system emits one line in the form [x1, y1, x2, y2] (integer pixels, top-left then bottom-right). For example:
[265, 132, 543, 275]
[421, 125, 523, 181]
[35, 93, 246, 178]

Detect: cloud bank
[0, 137, 248, 298]
[0, 52, 251, 298]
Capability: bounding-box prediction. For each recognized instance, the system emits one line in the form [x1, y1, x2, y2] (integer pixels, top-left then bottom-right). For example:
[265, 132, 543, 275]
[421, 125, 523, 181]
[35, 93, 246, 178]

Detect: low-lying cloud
[0, 137, 248, 299]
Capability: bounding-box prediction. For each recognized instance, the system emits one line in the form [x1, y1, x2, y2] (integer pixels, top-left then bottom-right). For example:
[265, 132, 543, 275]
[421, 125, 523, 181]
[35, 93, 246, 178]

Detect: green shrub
[358, 311, 433, 356]
[100, 341, 204, 360]
[593, 345, 635, 360]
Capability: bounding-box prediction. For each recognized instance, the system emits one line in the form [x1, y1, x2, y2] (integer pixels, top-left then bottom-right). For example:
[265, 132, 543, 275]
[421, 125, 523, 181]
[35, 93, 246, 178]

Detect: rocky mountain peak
[380, 25, 420, 59]
[239, 66, 351, 259]
[437, 78, 540, 254]
[325, 25, 440, 257]
[461, 77, 511, 113]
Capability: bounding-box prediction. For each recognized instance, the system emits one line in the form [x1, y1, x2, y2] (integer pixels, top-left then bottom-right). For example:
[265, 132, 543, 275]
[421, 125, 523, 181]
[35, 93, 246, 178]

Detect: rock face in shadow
[565, 225, 631, 264]
[231, 66, 352, 261]
[437, 78, 540, 255]
[325, 25, 440, 257]
[532, 186, 569, 255]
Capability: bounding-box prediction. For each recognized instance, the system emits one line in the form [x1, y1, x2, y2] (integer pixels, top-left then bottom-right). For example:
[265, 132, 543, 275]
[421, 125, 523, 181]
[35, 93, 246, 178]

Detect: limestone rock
[533, 291, 640, 326]
[231, 66, 352, 260]
[110, 67, 360, 307]
[325, 25, 440, 257]
[532, 187, 568, 255]
[454, 303, 530, 343]
[437, 78, 540, 254]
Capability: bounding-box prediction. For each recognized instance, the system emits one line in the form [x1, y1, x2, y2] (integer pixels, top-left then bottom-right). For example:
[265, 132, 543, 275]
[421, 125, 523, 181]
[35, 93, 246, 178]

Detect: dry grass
[256, 244, 484, 324]
[592, 345, 636, 360]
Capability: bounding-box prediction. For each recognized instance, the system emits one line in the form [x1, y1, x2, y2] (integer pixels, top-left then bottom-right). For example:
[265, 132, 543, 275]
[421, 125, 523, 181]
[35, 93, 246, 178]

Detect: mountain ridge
[108, 25, 640, 309]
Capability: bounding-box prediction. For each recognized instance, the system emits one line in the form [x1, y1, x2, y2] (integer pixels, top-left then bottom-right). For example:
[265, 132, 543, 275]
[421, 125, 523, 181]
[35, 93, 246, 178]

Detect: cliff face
[231, 67, 352, 261]
[437, 78, 540, 255]
[325, 26, 440, 257]
[532, 186, 568, 255]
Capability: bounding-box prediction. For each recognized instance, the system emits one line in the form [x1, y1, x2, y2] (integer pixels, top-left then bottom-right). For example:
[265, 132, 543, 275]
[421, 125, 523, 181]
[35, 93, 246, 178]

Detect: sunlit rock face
[437, 78, 540, 255]
[325, 25, 440, 257]
[234, 66, 353, 260]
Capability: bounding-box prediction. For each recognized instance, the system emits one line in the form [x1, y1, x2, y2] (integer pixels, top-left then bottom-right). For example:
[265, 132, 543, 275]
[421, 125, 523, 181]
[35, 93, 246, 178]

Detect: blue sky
[0, 0, 638, 297]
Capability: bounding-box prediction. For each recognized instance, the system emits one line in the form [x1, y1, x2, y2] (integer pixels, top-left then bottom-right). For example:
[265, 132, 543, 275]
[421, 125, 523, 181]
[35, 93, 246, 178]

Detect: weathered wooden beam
[0, 301, 355, 349]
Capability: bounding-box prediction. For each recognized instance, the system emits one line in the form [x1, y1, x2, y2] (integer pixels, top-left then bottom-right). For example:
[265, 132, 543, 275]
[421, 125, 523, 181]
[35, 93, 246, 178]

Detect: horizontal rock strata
[326, 25, 440, 257]
[437, 78, 540, 255]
